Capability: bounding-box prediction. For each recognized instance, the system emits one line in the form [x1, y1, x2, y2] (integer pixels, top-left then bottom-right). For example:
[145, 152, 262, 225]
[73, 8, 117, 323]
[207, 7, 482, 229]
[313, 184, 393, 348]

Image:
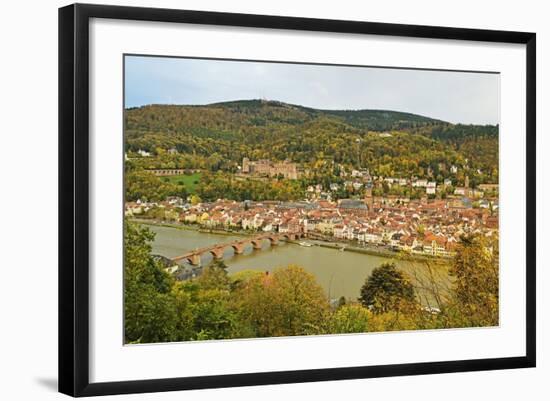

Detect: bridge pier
[232, 243, 247, 254]
[171, 232, 303, 268]
[210, 248, 225, 260]
[188, 254, 202, 266]
[251, 239, 263, 250]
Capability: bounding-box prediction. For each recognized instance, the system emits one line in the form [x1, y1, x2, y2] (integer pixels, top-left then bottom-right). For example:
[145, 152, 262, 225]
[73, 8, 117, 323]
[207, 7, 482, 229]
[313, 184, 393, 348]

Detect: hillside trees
[125, 166, 182, 202]
[124, 102, 498, 184]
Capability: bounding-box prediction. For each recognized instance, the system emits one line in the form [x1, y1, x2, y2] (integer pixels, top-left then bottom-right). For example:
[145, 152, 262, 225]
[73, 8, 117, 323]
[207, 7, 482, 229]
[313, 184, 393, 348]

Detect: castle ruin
[242, 158, 299, 180]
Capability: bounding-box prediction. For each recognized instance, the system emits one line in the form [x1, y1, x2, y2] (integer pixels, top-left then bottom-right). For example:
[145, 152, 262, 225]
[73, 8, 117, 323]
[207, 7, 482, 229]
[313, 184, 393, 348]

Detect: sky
[124, 55, 500, 125]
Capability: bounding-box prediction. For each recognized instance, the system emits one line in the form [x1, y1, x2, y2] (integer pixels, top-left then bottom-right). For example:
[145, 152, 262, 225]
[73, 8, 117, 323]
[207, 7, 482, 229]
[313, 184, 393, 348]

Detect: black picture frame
[58, 3, 536, 397]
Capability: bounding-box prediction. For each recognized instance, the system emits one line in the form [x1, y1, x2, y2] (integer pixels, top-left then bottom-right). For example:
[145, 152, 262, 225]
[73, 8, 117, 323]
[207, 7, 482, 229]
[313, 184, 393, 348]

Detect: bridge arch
[251, 239, 264, 249]
[231, 242, 248, 254]
[180, 254, 201, 266]
[171, 232, 303, 268]
[208, 248, 225, 260]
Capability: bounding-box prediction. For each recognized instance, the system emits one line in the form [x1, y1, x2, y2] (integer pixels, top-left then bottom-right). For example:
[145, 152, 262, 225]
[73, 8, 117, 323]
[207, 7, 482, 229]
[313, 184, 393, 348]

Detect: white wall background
[0, 0, 546, 400]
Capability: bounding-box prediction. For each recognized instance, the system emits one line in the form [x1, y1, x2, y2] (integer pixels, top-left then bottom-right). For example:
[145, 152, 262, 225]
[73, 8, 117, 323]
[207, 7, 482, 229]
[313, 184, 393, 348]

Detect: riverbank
[131, 218, 251, 237]
[132, 218, 450, 264]
[310, 241, 448, 264]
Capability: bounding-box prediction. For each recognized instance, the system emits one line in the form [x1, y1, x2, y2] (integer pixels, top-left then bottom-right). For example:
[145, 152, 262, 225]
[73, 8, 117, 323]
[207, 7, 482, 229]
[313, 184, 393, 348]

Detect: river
[143, 224, 449, 301]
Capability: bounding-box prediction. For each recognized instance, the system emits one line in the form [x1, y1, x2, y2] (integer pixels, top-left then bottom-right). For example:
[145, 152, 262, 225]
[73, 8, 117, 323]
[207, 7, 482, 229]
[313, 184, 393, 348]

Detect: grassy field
[161, 172, 201, 194]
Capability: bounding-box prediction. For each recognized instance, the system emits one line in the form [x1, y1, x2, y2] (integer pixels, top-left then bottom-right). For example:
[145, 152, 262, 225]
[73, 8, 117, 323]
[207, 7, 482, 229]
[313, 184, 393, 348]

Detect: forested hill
[126, 99, 444, 133]
[124, 99, 498, 185]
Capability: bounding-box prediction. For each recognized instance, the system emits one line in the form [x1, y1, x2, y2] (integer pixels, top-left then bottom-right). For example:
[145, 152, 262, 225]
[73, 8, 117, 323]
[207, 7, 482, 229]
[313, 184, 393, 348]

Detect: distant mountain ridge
[127, 99, 447, 132]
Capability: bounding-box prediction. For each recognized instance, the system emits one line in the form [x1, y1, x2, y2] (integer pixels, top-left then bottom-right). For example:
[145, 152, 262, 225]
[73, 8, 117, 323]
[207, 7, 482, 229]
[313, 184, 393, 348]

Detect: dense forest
[125, 100, 498, 177]
[124, 100, 498, 202]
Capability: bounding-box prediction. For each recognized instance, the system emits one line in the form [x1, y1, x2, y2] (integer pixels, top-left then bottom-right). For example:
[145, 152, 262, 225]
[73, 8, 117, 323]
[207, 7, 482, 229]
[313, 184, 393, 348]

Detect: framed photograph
[59, 3, 536, 397]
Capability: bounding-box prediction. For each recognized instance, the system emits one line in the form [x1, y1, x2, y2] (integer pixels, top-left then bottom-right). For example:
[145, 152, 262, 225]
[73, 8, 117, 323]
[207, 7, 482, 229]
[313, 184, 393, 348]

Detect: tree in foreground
[446, 234, 499, 327]
[234, 265, 329, 337]
[124, 220, 179, 343]
[359, 262, 416, 314]
[329, 304, 371, 334]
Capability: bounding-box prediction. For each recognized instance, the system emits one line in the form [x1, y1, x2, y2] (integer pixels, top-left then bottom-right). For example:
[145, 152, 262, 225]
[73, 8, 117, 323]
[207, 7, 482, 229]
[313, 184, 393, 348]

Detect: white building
[413, 179, 428, 188]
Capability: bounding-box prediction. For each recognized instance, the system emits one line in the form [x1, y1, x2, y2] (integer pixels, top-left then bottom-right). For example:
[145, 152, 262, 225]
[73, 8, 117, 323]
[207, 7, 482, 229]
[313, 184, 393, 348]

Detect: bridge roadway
[171, 232, 303, 266]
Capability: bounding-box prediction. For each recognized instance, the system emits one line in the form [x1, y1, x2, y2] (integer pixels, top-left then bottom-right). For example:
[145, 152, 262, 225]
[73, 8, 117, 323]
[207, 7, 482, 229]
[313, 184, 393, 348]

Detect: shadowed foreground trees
[359, 262, 416, 314]
[124, 221, 499, 343]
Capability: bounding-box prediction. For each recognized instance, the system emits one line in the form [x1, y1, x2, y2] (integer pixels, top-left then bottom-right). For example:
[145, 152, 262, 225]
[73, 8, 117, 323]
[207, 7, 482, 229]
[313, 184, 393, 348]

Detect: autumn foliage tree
[446, 234, 499, 327]
[233, 265, 329, 337]
[329, 304, 371, 334]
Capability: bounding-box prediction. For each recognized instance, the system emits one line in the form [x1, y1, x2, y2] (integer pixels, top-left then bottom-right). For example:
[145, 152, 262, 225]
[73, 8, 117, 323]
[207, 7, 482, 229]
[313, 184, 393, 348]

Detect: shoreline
[131, 218, 450, 264]
[311, 241, 448, 264]
[132, 218, 251, 236]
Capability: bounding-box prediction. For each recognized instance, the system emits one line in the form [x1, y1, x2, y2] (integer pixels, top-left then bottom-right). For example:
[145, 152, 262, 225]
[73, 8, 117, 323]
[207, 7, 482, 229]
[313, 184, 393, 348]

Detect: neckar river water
[145, 224, 444, 301]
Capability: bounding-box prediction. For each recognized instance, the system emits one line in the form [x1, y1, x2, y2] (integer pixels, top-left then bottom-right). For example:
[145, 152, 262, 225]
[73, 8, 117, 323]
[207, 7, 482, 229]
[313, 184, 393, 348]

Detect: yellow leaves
[330, 304, 371, 334]
[449, 234, 499, 327]
[233, 265, 328, 337]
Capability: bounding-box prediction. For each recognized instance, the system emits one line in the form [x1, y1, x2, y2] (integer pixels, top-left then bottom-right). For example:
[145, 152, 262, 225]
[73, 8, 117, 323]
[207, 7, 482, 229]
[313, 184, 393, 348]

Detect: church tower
[364, 185, 373, 211]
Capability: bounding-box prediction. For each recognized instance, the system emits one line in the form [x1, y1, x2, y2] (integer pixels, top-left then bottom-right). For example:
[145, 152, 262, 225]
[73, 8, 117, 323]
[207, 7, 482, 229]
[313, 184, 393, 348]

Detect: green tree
[196, 259, 231, 291]
[234, 265, 329, 337]
[125, 168, 179, 202]
[189, 194, 202, 205]
[270, 265, 329, 335]
[359, 263, 416, 313]
[124, 221, 178, 343]
[329, 304, 370, 333]
[189, 286, 237, 340]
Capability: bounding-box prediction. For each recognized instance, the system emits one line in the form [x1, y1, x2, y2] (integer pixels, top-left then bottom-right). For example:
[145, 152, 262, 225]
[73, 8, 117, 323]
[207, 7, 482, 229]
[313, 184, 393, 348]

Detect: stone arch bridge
[171, 232, 303, 266]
